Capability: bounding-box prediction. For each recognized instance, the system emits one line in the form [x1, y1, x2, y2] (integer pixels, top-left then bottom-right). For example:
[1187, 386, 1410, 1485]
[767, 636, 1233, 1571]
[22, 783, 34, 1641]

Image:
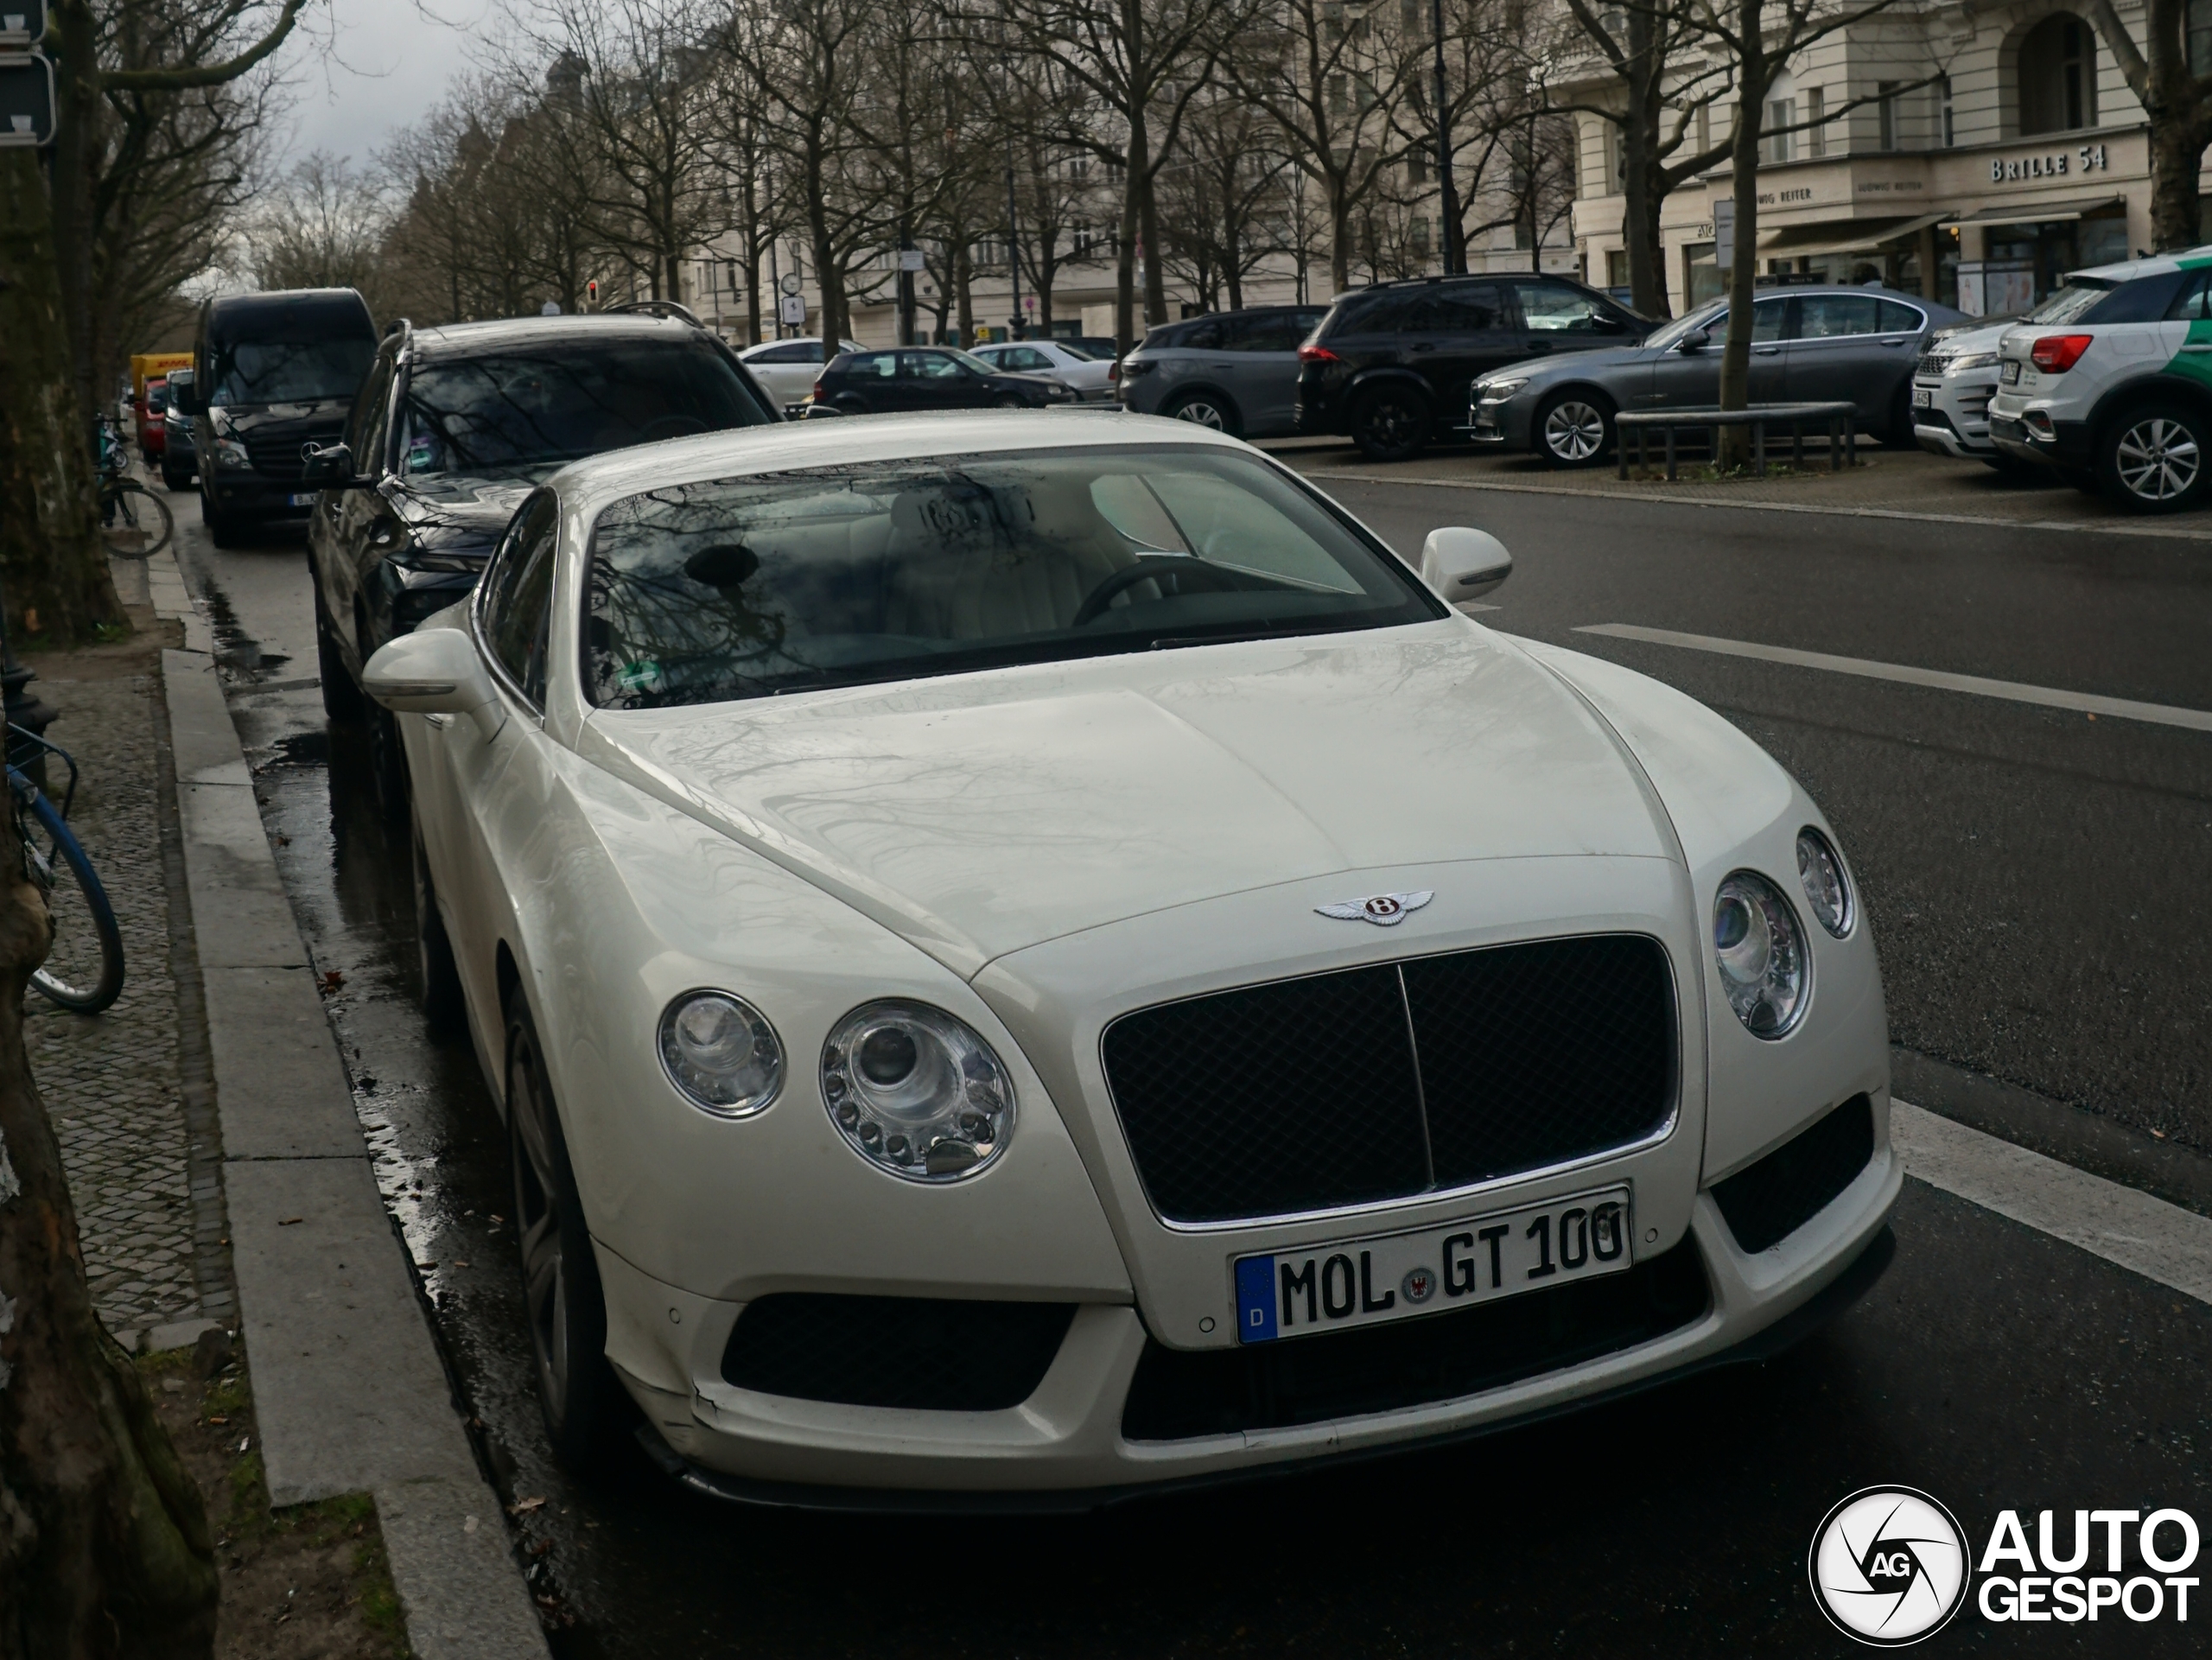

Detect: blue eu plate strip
[1235, 1255, 1277, 1344]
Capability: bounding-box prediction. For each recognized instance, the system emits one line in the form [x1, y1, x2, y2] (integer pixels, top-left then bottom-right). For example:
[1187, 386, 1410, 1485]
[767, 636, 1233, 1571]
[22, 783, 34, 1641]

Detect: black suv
[812, 346, 1074, 414]
[1296, 274, 1650, 461]
[305, 308, 780, 799]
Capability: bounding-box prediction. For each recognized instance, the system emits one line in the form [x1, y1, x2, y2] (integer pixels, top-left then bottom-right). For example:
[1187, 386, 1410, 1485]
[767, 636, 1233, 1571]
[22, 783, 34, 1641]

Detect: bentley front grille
[1101, 934, 1678, 1224]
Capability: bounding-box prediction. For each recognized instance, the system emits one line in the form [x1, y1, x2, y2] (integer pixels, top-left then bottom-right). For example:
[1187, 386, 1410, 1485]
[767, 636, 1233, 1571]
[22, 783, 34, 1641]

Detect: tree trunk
[1137, 164, 1167, 326]
[2147, 113, 2209, 251]
[1716, 21, 1764, 467]
[1115, 180, 1140, 356]
[0, 154, 126, 646]
[0, 815, 219, 1657]
[1327, 175, 1353, 294]
[956, 244, 975, 346]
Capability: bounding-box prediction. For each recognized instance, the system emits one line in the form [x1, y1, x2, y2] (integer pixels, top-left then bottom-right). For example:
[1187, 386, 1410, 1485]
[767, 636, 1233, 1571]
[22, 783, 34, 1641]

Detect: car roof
[2057, 245, 2212, 283]
[407, 314, 714, 361]
[543, 409, 1239, 513]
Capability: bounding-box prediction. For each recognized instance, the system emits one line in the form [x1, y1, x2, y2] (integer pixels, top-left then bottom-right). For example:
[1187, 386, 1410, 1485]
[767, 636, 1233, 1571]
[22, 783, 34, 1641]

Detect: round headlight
[821, 1001, 1014, 1181]
[1713, 873, 1808, 1039]
[658, 992, 784, 1116]
[1796, 828, 1853, 938]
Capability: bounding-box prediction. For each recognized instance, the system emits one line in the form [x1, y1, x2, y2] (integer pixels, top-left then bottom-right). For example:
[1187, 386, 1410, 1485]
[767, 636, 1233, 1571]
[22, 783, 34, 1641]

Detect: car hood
[579, 623, 1675, 978]
[394, 473, 540, 537]
[1491, 343, 1656, 385]
[210, 399, 354, 439]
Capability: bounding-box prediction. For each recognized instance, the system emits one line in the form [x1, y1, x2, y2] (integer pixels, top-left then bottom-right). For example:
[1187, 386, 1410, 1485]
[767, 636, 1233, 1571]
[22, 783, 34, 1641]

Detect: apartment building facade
[1567, 1, 2160, 317]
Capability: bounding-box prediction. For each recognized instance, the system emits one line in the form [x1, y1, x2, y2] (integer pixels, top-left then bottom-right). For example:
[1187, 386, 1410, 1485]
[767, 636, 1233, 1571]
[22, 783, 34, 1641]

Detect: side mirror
[363, 626, 505, 740]
[171, 375, 206, 417]
[1419, 526, 1512, 603]
[299, 442, 362, 487]
[1679, 328, 1711, 353]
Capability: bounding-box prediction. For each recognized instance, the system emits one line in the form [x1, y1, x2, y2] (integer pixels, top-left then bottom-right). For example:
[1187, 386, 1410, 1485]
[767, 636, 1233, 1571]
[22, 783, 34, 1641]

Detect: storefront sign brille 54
[1992, 143, 2111, 184]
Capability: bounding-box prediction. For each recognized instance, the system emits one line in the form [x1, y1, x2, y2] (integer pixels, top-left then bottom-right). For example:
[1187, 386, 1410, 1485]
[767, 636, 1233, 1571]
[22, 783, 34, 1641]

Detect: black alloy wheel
[1534, 391, 1614, 467]
[2098, 404, 2210, 513]
[1350, 385, 1431, 462]
[316, 609, 366, 723]
[162, 467, 192, 493]
[507, 987, 627, 1470]
[411, 806, 464, 1036]
[1164, 392, 1239, 436]
[994, 392, 1027, 408]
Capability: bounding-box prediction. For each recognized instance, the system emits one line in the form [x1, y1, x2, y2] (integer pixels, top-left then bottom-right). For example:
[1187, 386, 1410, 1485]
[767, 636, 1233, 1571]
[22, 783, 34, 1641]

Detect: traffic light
[587, 278, 599, 307]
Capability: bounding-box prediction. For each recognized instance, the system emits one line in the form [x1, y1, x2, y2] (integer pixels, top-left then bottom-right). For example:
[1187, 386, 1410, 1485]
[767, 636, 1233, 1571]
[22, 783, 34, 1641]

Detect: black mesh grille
[720, 1295, 1075, 1411]
[1102, 936, 1677, 1224]
[1408, 936, 1676, 1189]
[1122, 1240, 1708, 1441]
[244, 437, 308, 480]
[1101, 963, 1430, 1223]
[1711, 1094, 1875, 1254]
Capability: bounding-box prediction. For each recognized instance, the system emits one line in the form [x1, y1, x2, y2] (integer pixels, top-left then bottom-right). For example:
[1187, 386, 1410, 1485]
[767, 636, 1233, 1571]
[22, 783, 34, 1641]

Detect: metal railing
[1615, 402, 1859, 480]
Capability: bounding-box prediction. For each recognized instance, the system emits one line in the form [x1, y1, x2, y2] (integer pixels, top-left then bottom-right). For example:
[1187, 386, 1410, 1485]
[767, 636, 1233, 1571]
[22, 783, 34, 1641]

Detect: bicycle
[94, 413, 175, 559]
[7, 725, 124, 1014]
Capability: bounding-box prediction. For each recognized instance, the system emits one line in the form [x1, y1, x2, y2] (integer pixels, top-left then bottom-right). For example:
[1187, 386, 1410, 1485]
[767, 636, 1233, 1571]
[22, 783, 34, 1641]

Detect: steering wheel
[1071, 557, 1246, 627]
[639, 413, 709, 442]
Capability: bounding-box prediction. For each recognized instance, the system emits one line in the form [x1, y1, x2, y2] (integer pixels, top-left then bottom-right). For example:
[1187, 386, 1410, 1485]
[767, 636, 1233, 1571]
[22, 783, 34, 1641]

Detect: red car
[134, 378, 169, 462]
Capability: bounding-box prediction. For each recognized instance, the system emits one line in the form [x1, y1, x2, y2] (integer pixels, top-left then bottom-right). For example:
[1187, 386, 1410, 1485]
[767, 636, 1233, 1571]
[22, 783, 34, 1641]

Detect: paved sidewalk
[1261, 436, 2212, 539]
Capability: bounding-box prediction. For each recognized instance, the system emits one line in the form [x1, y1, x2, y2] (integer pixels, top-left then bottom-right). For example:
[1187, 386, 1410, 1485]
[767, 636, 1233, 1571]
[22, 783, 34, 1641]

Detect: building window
[2193, 0, 2212, 74]
[1806, 86, 1824, 157]
[1938, 74, 1955, 146]
[1606, 248, 1630, 287]
[1764, 98, 1795, 163]
[1410, 216, 1431, 253]
[1878, 80, 1900, 150]
[1401, 0, 1421, 34]
[1408, 149, 1428, 186]
[2018, 16, 2099, 135]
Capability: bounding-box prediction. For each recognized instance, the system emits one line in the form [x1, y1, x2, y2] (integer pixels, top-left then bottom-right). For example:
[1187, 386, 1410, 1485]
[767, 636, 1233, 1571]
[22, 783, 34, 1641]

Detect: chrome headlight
[658, 991, 784, 1116]
[1477, 378, 1529, 404]
[213, 437, 249, 468]
[1713, 873, 1808, 1039]
[1796, 828, 1853, 938]
[1947, 353, 1999, 374]
[821, 1001, 1014, 1180]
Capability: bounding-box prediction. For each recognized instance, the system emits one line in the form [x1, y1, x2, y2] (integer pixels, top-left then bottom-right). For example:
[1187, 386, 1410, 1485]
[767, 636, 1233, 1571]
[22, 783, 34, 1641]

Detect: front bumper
[1460, 398, 1535, 448]
[604, 1100, 1902, 1503]
[1911, 374, 1999, 458]
[203, 474, 323, 518]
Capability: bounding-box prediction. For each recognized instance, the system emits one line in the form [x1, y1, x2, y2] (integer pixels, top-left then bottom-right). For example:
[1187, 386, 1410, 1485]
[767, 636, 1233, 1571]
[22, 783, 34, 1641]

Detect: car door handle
[1524, 340, 1553, 353]
[1754, 347, 1781, 356]
[2183, 344, 2212, 353]
[1879, 338, 1908, 347]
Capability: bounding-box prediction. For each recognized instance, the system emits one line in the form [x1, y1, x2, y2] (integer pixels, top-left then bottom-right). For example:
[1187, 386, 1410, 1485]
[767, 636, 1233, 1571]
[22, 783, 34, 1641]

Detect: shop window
[2018, 16, 2098, 135]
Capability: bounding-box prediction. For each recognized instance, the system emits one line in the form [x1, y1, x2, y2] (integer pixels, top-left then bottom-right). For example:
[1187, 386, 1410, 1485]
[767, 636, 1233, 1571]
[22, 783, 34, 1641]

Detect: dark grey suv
[1116, 306, 1329, 437]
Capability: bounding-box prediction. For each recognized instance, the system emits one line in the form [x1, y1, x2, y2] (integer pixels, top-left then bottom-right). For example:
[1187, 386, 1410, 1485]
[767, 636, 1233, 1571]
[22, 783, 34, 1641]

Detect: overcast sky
[282, 0, 493, 168]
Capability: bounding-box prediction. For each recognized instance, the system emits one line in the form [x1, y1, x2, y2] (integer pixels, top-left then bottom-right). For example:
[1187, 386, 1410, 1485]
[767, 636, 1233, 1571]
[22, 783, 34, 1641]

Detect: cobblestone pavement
[21, 605, 219, 1340]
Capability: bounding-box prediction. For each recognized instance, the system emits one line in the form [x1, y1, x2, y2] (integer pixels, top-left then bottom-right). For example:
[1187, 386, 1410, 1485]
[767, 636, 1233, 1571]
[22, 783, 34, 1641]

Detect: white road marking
[1891, 1102, 2212, 1306]
[1573, 623, 2212, 735]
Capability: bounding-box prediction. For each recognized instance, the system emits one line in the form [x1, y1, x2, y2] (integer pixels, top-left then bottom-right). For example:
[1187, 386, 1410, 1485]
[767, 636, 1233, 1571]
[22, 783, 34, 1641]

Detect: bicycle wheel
[99, 479, 174, 558]
[15, 784, 124, 1014]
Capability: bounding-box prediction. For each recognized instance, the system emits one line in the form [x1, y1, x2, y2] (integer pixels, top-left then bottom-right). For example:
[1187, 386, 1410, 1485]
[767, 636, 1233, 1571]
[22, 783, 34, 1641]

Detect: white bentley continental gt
[365, 411, 1899, 1504]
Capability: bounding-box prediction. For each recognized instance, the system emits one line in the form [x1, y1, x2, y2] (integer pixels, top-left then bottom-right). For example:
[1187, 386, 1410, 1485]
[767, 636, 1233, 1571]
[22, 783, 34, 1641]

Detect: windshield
[209, 337, 376, 406]
[583, 445, 1442, 709]
[2024, 280, 2116, 326]
[1642, 301, 1729, 352]
[398, 341, 774, 477]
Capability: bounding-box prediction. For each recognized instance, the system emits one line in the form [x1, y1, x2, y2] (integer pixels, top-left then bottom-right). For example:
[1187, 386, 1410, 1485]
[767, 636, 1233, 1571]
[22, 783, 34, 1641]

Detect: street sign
[0, 4, 48, 47]
[779, 294, 806, 325]
[540, 301, 561, 315]
[1713, 198, 1735, 267]
[779, 272, 803, 296]
[899, 248, 925, 272]
[0, 52, 54, 147]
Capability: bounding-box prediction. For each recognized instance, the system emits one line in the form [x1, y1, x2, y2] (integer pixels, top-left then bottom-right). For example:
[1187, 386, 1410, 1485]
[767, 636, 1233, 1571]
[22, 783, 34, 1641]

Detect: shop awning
[1941, 196, 2126, 229]
[1757, 212, 1955, 257]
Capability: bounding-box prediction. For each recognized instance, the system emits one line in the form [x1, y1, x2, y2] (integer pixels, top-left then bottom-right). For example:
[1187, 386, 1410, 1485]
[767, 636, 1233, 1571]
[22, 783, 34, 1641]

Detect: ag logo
[1809, 1487, 1971, 1645]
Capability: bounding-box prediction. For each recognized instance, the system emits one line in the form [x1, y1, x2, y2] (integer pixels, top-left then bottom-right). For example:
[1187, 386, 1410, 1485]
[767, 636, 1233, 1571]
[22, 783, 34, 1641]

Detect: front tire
[1533, 391, 1614, 467]
[201, 495, 245, 549]
[1349, 385, 1430, 462]
[410, 807, 464, 1038]
[2097, 404, 2210, 513]
[507, 987, 627, 1472]
[316, 609, 366, 723]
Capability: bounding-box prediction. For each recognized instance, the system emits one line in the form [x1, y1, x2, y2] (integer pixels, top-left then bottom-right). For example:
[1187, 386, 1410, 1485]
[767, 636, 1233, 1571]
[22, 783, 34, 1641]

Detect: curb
[149, 546, 549, 1660]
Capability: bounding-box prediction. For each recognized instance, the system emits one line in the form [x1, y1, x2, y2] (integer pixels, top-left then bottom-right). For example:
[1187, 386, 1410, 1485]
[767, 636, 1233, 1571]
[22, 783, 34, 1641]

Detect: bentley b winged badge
[1314, 891, 1433, 926]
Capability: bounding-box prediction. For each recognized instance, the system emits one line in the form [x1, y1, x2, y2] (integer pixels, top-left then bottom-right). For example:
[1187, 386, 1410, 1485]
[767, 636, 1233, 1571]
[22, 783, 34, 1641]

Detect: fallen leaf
[453, 1260, 470, 1269]
[318, 970, 345, 994]
[508, 1495, 548, 1515]
[277, 1217, 303, 1226]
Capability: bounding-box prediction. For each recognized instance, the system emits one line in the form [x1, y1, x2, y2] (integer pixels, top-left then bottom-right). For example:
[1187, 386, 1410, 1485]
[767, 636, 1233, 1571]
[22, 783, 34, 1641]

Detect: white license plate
[1911, 387, 1934, 407]
[2000, 359, 2021, 385]
[1233, 1186, 1631, 1345]
[288, 492, 317, 507]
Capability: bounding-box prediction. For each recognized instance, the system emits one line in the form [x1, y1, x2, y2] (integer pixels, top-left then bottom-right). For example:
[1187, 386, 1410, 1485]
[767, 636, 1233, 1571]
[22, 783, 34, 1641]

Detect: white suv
[1912, 320, 2012, 468]
[1987, 248, 2212, 512]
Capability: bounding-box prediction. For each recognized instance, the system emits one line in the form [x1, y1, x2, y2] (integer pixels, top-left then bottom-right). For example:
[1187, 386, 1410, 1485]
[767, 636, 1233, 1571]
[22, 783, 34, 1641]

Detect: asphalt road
[168, 476, 2212, 1659]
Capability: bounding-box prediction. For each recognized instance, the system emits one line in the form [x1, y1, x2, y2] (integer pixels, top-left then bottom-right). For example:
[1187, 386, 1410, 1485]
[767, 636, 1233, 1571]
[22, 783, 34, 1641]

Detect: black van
[174, 289, 378, 545]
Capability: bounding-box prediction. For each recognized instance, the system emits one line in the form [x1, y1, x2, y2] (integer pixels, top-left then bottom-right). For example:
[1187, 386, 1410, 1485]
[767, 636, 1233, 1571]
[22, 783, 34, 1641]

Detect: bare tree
[2086, 2, 2212, 250]
[245, 150, 394, 302]
[1157, 92, 1287, 310]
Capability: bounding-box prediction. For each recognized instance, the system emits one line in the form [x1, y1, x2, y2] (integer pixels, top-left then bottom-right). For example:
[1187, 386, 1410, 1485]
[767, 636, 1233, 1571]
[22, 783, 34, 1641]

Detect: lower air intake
[1710, 1093, 1876, 1254]
[721, 1294, 1075, 1411]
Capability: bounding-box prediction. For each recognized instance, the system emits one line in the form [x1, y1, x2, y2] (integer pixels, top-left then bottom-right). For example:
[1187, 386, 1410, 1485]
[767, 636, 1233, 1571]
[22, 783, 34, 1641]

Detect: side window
[849, 352, 896, 377]
[1406, 284, 1504, 332]
[1877, 300, 1927, 334]
[346, 353, 397, 462]
[1297, 309, 1329, 337]
[1513, 282, 1619, 334]
[909, 352, 965, 379]
[1229, 313, 1301, 353]
[1178, 320, 1224, 349]
[1752, 298, 1792, 342]
[1008, 347, 1052, 371]
[1797, 294, 1882, 339]
[1334, 295, 1406, 335]
[480, 492, 560, 705]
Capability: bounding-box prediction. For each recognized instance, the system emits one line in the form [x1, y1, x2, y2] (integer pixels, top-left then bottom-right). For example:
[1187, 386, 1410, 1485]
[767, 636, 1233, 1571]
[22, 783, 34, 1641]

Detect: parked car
[812, 346, 1076, 414]
[1065, 335, 1121, 360]
[1116, 305, 1330, 437]
[360, 409, 1897, 1498]
[160, 369, 198, 490]
[1466, 286, 1961, 467]
[171, 288, 380, 546]
[135, 378, 170, 465]
[302, 309, 781, 805]
[1986, 248, 2212, 512]
[1912, 319, 2015, 469]
[969, 339, 1116, 400]
[1299, 276, 1652, 461]
[735, 336, 861, 410]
